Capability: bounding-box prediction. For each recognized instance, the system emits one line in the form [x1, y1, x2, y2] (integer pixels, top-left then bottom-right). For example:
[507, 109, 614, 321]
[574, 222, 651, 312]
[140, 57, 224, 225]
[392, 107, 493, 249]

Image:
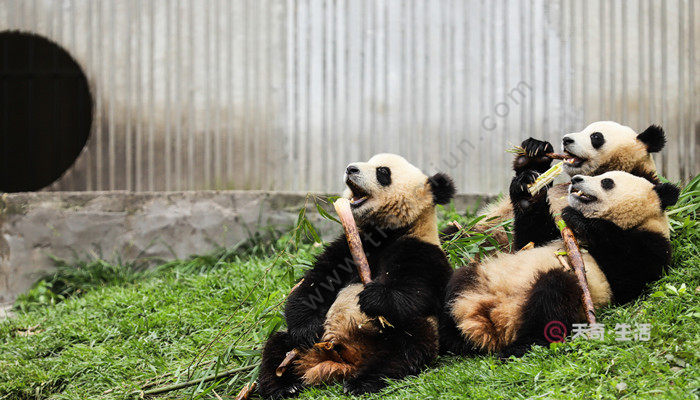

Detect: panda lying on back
[258, 154, 455, 398]
[442, 121, 667, 248]
[440, 171, 679, 357]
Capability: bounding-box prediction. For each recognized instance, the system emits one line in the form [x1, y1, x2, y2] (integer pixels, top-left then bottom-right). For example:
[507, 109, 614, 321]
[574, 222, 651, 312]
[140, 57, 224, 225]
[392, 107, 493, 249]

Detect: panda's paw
[343, 377, 385, 395]
[522, 138, 554, 158]
[497, 343, 533, 360]
[561, 207, 588, 237]
[264, 384, 304, 399]
[358, 282, 388, 319]
[257, 377, 305, 400]
[514, 138, 554, 173]
[510, 171, 541, 203]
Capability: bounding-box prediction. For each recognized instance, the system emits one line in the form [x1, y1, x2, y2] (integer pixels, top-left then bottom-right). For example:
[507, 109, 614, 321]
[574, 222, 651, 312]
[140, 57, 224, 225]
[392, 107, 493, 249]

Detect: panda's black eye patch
[601, 178, 615, 190]
[376, 167, 392, 186]
[590, 131, 605, 149]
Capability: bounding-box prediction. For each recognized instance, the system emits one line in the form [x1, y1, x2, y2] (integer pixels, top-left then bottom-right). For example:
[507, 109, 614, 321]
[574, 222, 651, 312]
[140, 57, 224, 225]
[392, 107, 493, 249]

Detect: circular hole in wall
[0, 31, 92, 192]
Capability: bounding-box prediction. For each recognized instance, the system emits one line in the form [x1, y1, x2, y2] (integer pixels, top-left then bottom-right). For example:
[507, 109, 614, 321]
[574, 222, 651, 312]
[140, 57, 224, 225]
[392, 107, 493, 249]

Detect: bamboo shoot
[333, 198, 372, 284]
[556, 219, 597, 325]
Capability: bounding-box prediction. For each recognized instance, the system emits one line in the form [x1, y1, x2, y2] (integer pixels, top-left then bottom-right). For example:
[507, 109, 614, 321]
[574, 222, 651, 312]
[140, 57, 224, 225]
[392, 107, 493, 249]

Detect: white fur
[294, 155, 443, 384]
[472, 121, 659, 241]
[561, 121, 655, 177]
[451, 170, 670, 351]
[342, 153, 439, 243]
[450, 241, 612, 351]
[568, 171, 670, 236]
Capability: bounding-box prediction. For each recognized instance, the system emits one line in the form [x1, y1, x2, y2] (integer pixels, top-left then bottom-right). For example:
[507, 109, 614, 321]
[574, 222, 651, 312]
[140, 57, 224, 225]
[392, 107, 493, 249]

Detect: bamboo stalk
[333, 198, 393, 328]
[333, 198, 372, 284]
[275, 198, 389, 378]
[316, 340, 347, 363]
[275, 349, 300, 377]
[519, 242, 535, 251]
[528, 161, 564, 195]
[234, 382, 257, 400]
[448, 220, 463, 231]
[507, 145, 567, 160]
[556, 219, 597, 325]
[289, 278, 304, 294]
[137, 364, 256, 397]
[507, 147, 567, 195]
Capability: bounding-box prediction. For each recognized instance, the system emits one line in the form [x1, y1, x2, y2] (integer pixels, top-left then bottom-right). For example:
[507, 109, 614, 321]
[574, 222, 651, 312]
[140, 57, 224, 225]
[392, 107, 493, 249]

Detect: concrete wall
[1, 0, 696, 193]
[0, 191, 490, 304]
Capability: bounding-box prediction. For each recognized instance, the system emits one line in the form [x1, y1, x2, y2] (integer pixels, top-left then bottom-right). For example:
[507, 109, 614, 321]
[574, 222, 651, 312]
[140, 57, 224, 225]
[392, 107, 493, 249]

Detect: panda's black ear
[637, 125, 666, 153]
[428, 173, 456, 205]
[653, 182, 680, 210]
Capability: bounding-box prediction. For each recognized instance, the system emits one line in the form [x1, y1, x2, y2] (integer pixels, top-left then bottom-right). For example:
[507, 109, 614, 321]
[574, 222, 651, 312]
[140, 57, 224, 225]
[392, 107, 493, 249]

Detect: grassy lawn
[1, 177, 698, 400]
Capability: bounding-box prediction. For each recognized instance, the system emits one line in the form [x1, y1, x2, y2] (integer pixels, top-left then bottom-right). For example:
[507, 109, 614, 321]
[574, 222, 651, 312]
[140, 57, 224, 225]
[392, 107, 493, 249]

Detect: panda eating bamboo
[258, 153, 456, 398]
[442, 121, 668, 249]
[508, 121, 667, 250]
[440, 171, 679, 357]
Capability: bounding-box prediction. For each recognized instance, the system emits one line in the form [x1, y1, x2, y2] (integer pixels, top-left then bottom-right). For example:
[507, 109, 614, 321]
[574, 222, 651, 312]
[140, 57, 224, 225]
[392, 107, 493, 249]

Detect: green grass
[1, 179, 699, 400]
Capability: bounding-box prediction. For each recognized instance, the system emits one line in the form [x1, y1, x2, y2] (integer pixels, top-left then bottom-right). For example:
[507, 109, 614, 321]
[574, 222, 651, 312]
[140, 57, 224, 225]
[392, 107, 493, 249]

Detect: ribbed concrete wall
[1, 0, 697, 194]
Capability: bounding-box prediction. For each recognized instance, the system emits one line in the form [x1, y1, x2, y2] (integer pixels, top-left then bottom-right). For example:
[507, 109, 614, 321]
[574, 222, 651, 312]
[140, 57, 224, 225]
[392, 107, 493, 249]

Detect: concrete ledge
[0, 191, 494, 304]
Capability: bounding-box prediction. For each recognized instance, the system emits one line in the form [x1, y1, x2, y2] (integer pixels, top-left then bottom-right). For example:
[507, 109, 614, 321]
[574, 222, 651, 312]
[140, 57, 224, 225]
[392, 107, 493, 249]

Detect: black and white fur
[440, 171, 679, 357]
[510, 121, 666, 249]
[258, 154, 455, 398]
[442, 121, 667, 247]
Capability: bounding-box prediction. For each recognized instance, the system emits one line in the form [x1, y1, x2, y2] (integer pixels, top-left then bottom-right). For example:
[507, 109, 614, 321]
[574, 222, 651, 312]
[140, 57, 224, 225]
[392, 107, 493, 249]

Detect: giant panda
[258, 153, 456, 398]
[439, 171, 679, 357]
[442, 121, 667, 250]
[509, 121, 666, 249]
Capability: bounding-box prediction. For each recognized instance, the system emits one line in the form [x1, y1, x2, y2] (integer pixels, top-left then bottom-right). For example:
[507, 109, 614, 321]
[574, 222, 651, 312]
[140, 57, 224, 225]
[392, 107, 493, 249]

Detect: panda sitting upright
[509, 121, 667, 249]
[258, 154, 456, 398]
[440, 171, 679, 357]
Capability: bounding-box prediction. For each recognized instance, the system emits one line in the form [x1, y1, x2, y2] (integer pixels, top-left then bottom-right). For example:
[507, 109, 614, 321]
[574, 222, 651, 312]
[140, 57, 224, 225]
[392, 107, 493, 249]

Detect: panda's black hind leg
[439, 266, 484, 356]
[438, 309, 483, 356]
[498, 269, 582, 359]
[343, 320, 438, 395]
[258, 331, 305, 399]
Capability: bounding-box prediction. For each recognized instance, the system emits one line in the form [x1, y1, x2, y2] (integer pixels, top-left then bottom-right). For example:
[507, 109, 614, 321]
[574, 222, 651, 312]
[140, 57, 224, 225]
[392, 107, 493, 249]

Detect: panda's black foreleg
[498, 269, 582, 359]
[509, 137, 560, 248]
[560, 206, 670, 304]
[343, 320, 438, 395]
[258, 331, 306, 399]
[284, 237, 358, 349]
[510, 171, 560, 248]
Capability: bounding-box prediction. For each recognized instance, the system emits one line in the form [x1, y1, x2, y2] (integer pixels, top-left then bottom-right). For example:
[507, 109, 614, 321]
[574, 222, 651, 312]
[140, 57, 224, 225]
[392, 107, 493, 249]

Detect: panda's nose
[562, 137, 574, 146]
[346, 165, 360, 175]
[571, 175, 584, 184]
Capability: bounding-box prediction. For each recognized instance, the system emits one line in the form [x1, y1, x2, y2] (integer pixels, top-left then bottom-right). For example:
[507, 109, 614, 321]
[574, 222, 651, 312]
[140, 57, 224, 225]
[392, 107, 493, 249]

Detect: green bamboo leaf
[316, 202, 340, 224]
[305, 220, 321, 244]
